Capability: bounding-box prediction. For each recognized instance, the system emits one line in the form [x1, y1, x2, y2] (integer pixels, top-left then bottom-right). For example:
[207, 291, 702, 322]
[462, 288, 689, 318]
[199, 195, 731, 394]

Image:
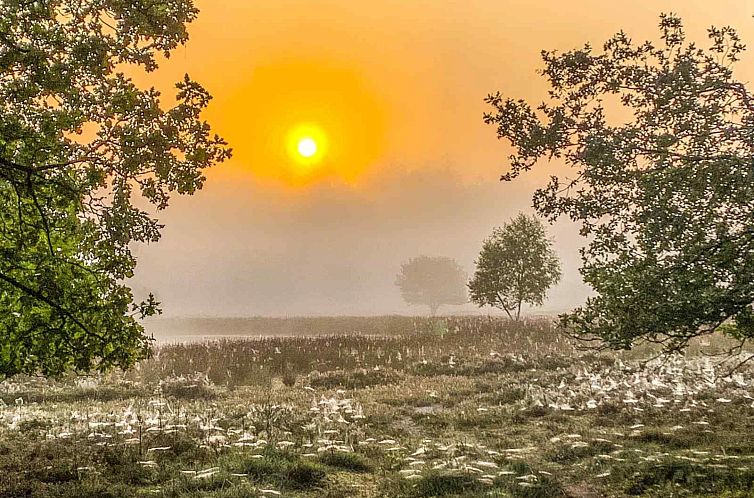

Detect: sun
[286, 123, 328, 174]
[218, 60, 387, 185]
[297, 137, 317, 158]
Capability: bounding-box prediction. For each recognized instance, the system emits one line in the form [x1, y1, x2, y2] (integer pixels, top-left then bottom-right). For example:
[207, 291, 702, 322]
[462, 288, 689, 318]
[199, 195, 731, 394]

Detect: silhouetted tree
[469, 214, 561, 320]
[484, 14, 754, 352]
[395, 256, 467, 316]
[0, 1, 230, 378]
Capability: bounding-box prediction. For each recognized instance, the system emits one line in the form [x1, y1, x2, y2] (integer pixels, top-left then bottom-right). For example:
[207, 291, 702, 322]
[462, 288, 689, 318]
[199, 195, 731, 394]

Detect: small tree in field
[395, 256, 467, 316]
[469, 214, 561, 320]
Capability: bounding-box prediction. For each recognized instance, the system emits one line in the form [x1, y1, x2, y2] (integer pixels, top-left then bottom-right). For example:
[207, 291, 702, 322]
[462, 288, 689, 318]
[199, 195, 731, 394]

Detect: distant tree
[484, 14, 754, 352]
[395, 256, 467, 315]
[0, 1, 231, 378]
[468, 214, 561, 320]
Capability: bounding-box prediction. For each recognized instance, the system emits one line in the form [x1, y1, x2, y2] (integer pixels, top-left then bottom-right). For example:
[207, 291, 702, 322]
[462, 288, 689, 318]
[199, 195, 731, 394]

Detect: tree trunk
[497, 294, 514, 320]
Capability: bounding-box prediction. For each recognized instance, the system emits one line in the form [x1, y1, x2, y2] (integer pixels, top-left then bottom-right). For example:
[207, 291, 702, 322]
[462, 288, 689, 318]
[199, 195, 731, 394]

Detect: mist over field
[133, 167, 591, 319]
[124, 0, 752, 320]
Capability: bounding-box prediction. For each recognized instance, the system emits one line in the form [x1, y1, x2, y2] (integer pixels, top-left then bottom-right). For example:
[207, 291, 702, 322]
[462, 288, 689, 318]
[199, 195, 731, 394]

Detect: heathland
[1, 317, 753, 497]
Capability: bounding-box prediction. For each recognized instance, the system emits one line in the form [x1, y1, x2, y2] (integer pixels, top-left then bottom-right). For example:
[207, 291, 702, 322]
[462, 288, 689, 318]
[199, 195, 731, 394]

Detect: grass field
[2, 317, 754, 497]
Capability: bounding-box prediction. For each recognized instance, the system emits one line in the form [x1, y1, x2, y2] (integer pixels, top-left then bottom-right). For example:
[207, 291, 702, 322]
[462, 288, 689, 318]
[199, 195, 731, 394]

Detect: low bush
[412, 471, 482, 497]
[317, 450, 373, 472]
[308, 368, 402, 390]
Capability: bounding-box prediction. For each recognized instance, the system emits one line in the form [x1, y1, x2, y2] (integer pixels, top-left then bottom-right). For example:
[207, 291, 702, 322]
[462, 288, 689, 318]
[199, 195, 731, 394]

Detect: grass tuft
[317, 450, 373, 472]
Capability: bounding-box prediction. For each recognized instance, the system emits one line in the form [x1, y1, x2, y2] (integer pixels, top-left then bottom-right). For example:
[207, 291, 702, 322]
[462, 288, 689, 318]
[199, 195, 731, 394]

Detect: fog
[127, 0, 754, 320]
[132, 165, 591, 318]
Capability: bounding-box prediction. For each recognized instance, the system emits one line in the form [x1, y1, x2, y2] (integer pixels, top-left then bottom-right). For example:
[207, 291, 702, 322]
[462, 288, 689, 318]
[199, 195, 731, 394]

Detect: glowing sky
[132, 0, 754, 318]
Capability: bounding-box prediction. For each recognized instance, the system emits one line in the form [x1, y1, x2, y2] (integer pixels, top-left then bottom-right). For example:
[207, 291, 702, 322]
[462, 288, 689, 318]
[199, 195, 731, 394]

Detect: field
[2, 317, 754, 498]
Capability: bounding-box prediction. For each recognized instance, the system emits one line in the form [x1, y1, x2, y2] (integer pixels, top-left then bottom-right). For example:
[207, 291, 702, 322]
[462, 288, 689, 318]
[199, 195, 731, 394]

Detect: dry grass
[1, 316, 753, 497]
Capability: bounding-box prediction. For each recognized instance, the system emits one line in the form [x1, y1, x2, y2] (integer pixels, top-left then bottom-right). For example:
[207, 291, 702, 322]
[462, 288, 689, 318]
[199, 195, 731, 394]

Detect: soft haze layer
[131, 0, 754, 317]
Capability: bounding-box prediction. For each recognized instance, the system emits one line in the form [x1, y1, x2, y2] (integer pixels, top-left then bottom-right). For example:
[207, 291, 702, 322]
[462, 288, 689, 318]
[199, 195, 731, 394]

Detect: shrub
[308, 368, 402, 390]
[160, 375, 216, 400]
[282, 370, 297, 387]
[317, 451, 373, 472]
[495, 473, 565, 498]
[412, 471, 482, 497]
[285, 460, 327, 490]
[235, 451, 326, 490]
[622, 461, 754, 496]
[18, 418, 51, 435]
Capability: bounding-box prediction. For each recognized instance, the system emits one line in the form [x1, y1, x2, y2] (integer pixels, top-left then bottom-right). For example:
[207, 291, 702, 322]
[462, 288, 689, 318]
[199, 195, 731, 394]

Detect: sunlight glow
[216, 59, 386, 186]
[297, 137, 317, 158]
[286, 123, 328, 175]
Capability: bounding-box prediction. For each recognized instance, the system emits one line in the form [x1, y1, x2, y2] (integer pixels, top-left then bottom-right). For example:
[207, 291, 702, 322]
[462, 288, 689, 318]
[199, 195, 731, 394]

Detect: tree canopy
[469, 213, 561, 320]
[395, 256, 467, 316]
[484, 14, 754, 352]
[0, 0, 230, 378]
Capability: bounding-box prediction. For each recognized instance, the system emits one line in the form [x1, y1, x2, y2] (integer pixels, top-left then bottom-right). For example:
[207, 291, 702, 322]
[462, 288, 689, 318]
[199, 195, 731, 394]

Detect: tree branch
[0, 270, 104, 342]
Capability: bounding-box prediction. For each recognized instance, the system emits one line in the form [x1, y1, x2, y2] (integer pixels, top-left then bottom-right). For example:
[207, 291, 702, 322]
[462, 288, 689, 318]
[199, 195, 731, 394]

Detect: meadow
[1, 316, 754, 498]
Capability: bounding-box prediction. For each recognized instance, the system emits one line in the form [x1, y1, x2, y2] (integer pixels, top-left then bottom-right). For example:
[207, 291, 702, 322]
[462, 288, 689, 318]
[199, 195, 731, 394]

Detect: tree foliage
[395, 256, 467, 315]
[468, 213, 561, 320]
[0, 0, 230, 378]
[484, 14, 754, 351]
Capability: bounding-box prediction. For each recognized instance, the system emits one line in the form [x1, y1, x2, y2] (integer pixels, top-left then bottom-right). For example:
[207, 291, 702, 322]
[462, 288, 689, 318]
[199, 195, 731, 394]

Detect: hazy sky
[131, 0, 754, 317]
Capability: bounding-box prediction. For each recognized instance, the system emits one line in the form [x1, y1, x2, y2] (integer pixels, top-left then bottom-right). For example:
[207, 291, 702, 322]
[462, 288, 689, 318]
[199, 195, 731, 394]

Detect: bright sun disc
[286, 123, 328, 175]
[297, 137, 317, 157]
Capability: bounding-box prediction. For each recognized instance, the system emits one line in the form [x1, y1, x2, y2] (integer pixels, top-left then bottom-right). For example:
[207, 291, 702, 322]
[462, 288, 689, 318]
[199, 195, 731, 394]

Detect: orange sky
[132, 1, 754, 317]
[135, 0, 754, 188]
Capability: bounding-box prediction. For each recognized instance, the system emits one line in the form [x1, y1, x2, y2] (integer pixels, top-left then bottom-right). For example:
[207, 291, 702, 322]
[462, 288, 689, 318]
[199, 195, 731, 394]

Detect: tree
[395, 256, 467, 315]
[0, 1, 231, 378]
[484, 14, 754, 352]
[469, 213, 561, 320]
